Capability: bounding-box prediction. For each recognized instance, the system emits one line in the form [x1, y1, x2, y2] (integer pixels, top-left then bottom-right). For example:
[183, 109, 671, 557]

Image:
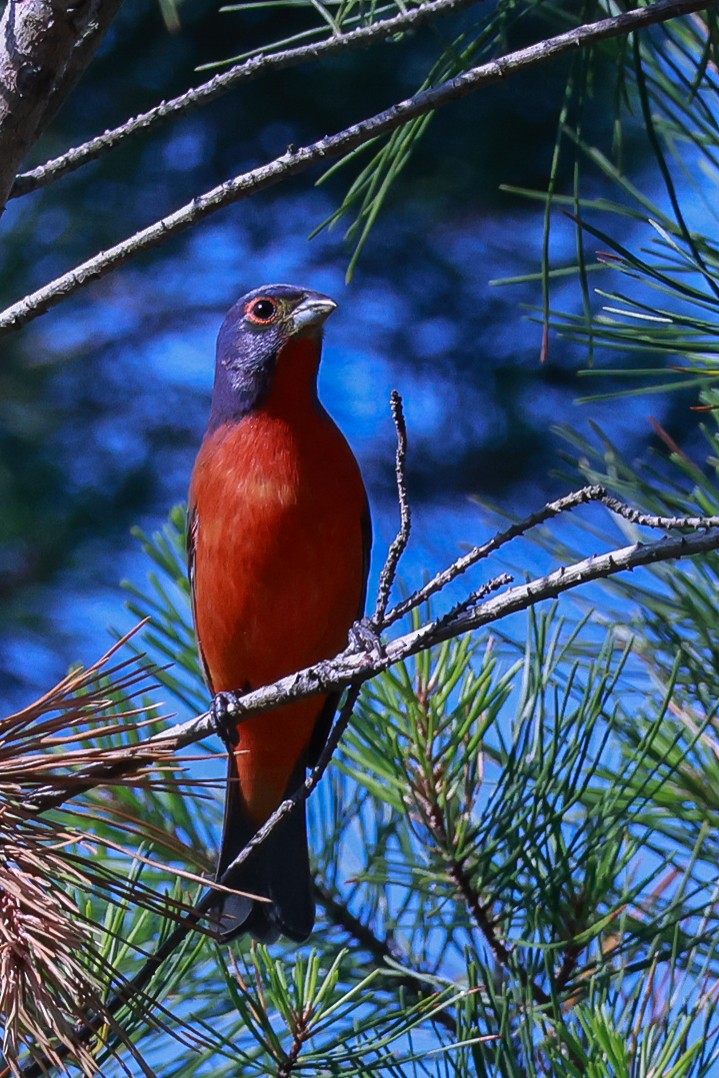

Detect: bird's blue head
[209, 284, 337, 430]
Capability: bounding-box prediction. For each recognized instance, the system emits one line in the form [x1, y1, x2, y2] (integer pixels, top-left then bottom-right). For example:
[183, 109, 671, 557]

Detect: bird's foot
[210, 691, 243, 748]
[348, 616, 385, 659]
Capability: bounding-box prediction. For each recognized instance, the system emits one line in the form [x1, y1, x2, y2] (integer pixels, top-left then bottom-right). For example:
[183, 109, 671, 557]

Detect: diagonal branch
[449, 843, 551, 1005]
[1, 0, 714, 335]
[10, 0, 477, 199]
[18, 493, 719, 818]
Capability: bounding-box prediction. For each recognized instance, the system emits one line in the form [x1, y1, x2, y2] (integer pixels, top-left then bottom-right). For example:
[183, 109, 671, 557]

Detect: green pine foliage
[509, 10, 719, 392]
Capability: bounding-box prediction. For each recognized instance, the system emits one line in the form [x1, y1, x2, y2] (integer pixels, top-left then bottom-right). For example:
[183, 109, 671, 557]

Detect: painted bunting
[188, 284, 371, 943]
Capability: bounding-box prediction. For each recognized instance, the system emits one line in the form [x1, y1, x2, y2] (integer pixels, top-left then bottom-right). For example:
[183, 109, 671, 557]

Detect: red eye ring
[246, 297, 278, 324]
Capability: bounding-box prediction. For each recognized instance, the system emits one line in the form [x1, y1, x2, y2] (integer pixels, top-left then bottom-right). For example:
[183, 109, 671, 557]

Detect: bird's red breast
[189, 336, 368, 824]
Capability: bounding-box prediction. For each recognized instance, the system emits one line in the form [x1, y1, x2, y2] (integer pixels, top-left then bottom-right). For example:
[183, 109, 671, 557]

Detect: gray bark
[0, 0, 123, 214]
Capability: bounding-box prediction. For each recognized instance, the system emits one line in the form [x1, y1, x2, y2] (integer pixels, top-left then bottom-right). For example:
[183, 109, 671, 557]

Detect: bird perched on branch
[188, 284, 371, 943]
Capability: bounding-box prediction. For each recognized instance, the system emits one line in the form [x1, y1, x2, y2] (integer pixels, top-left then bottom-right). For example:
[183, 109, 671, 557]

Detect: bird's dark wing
[186, 502, 213, 692]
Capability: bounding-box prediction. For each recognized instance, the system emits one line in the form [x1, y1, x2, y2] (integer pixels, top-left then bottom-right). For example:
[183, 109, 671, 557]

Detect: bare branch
[0, 0, 121, 214]
[1, 0, 713, 335]
[11, 0, 477, 199]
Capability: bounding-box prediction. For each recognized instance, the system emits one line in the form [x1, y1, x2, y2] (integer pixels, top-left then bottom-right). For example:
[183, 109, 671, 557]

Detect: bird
[187, 284, 371, 943]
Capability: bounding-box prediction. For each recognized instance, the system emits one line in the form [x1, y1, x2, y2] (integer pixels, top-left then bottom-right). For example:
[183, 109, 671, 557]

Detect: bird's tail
[211, 755, 314, 943]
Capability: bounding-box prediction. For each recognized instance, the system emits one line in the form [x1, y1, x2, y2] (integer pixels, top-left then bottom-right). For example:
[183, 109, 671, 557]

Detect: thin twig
[448, 854, 551, 1006]
[409, 705, 550, 1009]
[2, 0, 714, 334]
[553, 939, 584, 993]
[418, 573, 513, 638]
[373, 390, 412, 627]
[276, 1009, 312, 1077]
[10, 0, 477, 199]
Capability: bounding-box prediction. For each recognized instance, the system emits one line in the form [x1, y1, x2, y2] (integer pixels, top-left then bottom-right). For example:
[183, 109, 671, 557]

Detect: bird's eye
[246, 297, 278, 324]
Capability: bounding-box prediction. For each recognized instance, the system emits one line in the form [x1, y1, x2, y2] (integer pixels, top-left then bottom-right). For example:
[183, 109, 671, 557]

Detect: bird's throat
[262, 335, 322, 416]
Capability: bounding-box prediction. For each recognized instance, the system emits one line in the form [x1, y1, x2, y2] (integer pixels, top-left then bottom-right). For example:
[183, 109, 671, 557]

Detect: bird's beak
[290, 292, 337, 334]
